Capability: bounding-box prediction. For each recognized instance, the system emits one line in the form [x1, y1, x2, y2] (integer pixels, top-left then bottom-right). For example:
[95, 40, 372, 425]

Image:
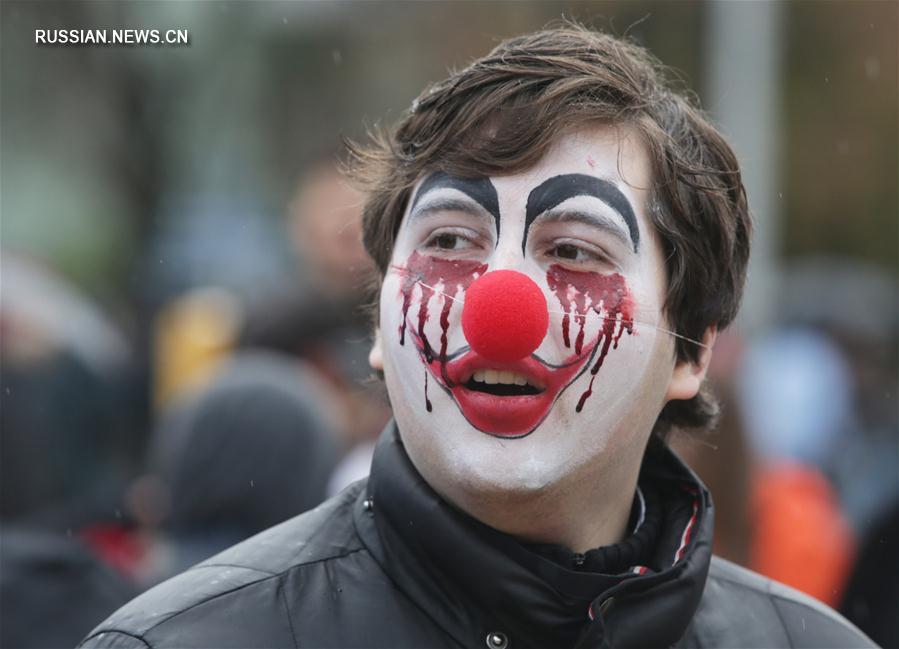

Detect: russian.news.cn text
[35, 29, 190, 46]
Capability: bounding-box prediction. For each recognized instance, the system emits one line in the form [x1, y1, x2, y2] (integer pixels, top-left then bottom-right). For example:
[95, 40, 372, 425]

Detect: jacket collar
[354, 423, 713, 649]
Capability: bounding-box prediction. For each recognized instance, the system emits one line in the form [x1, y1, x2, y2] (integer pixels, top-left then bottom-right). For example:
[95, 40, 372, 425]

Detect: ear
[369, 328, 384, 372]
[664, 325, 718, 402]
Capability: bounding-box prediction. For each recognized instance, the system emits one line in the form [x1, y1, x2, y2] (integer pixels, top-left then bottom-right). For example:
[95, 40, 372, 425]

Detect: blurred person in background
[755, 259, 899, 648]
[675, 257, 899, 645]
[773, 258, 899, 649]
[840, 501, 899, 649]
[739, 326, 857, 606]
[287, 153, 373, 298]
[774, 258, 899, 534]
[129, 351, 340, 586]
[80, 25, 875, 649]
[1, 253, 140, 647]
[1, 527, 137, 649]
[240, 154, 391, 493]
[672, 329, 856, 608]
[152, 286, 245, 412]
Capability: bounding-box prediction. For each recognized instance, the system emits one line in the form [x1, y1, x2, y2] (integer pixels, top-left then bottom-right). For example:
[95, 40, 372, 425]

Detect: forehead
[408, 125, 652, 219]
[494, 126, 650, 198]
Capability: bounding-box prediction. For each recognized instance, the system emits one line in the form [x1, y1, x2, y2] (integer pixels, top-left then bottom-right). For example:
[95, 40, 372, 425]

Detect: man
[81, 25, 875, 649]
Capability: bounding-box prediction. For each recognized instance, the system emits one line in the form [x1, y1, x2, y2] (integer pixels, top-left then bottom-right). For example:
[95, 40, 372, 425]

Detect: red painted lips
[420, 341, 595, 438]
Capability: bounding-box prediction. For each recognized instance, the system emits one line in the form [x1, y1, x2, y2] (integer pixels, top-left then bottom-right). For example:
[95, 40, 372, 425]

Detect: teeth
[471, 369, 535, 387]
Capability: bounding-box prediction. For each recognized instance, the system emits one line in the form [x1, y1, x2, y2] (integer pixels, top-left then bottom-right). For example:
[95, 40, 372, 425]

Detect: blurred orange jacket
[750, 462, 856, 607]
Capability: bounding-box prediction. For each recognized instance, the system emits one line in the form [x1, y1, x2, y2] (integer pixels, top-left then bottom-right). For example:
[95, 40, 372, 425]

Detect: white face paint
[372, 126, 679, 500]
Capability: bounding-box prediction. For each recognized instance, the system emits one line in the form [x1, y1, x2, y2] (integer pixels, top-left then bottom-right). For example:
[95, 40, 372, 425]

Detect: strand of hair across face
[410, 278, 711, 350]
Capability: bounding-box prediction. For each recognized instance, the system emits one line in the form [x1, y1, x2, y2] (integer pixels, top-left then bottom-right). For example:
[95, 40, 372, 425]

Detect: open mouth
[464, 369, 544, 397]
[414, 337, 595, 438]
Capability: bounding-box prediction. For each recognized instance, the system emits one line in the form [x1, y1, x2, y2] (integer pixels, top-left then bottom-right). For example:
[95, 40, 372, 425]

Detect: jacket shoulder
[79, 482, 367, 649]
[679, 556, 877, 648]
[196, 479, 366, 574]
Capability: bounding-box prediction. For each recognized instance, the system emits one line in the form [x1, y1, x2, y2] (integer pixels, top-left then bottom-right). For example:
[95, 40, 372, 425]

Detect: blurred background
[1, 1, 896, 647]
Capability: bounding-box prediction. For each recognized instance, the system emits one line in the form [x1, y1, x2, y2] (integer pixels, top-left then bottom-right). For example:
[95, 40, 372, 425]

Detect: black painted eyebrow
[523, 174, 640, 253]
[411, 171, 501, 238]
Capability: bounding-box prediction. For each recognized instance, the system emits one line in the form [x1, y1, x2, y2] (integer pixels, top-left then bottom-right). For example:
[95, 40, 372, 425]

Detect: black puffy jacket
[80, 424, 876, 648]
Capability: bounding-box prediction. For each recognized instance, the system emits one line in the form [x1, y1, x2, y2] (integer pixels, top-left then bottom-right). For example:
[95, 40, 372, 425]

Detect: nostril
[461, 270, 549, 362]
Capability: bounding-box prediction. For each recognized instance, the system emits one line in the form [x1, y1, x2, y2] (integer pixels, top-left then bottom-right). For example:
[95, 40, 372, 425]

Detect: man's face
[372, 126, 681, 497]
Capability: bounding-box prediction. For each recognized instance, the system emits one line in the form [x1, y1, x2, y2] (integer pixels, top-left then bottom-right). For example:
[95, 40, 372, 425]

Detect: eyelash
[421, 228, 481, 252]
[543, 240, 613, 266]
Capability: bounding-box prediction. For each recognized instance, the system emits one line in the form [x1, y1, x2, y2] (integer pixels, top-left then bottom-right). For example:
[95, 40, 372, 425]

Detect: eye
[546, 241, 609, 265]
[550, 243, 583, 261]
[421, 228, 481, 253]
[432, 233, 466, 250]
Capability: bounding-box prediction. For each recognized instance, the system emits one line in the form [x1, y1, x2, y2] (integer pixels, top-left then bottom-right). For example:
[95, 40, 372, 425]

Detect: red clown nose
[461, 270, 549, 362]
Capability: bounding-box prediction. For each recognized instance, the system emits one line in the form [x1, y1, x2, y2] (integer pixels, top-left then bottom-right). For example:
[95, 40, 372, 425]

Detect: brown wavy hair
[347, 22, 752, 438]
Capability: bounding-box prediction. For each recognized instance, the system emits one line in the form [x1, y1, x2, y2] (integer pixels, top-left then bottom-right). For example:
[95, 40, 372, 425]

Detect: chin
[398, 404, 598, 500]
[463, 451, 560, 494]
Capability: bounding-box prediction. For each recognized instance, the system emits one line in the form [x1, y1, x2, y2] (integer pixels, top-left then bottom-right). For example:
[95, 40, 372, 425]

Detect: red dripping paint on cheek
[561, 312, 571, 348]
[395, 251, 487, 408]
[546, 265, 635, 412]
[438, 294, 454, 384]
